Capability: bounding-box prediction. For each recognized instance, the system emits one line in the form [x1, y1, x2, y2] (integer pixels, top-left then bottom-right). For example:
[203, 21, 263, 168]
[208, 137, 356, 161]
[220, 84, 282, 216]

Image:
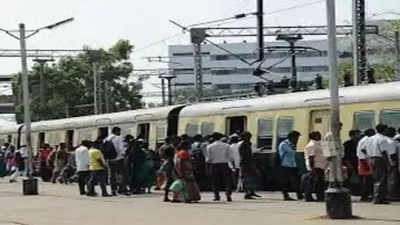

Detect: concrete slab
[0, 178, 399, 225]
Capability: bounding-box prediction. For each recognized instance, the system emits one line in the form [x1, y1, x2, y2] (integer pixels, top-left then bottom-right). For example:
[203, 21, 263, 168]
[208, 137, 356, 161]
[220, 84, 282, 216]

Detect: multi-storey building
[168, 39, 350, 92]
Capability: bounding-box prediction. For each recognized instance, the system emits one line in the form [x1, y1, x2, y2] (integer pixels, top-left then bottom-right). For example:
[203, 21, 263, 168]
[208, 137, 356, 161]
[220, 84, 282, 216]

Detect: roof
[180, 82, 400, 118]
[0, 105, 181, 134]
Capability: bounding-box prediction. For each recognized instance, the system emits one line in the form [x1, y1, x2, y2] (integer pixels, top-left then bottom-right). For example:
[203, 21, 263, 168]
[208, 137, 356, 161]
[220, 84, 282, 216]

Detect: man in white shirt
[229, 134, 242, 192]
[206, 132, 234, 202]
[366, 124, 397, 204]
[303, 131, 326, 202]
[75, 140, 91, 195]
[105, 127, 128, 195]
[357, 128, 375, 202]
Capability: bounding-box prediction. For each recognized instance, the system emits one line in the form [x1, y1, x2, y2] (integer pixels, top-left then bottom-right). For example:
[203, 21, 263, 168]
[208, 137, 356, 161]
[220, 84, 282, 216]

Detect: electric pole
[33, 58, 54, 117]
[159, 76, 166, 106]
[352, 0, 366, 85]
[93, 63, 99, 115]
[395, 31, 400, 80]
[257, 0, 264, 61]
[104, 81, 110, 113]
[326, 0, 352, 219]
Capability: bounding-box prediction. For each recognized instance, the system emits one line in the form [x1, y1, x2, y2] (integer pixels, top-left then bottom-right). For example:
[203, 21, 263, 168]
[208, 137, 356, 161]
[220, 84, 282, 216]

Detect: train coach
[0, 81, 400, 158]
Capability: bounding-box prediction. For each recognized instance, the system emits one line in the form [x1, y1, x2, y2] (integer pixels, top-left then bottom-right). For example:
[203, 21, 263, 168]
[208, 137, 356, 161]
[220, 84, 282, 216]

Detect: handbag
[358, 158, 372, 176]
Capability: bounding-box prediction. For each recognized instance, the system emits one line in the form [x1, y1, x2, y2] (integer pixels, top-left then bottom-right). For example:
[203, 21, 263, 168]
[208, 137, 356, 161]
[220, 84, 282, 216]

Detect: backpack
[103, 138, 117, 160]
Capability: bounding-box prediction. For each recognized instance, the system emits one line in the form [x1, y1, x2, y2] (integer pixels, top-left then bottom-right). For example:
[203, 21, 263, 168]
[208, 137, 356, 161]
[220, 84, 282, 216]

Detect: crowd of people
[0, 124, 399, 205]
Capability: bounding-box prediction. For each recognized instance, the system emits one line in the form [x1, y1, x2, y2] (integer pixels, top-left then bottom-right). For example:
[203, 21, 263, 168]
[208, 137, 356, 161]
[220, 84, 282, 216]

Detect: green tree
[13, 39, 143, 122]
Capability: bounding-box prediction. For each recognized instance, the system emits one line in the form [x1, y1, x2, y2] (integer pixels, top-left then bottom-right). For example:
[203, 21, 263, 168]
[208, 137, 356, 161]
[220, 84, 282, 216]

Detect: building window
[380, 110, 400, 129]
[257, 118, 274, 150]
[354, 111, 375, 131]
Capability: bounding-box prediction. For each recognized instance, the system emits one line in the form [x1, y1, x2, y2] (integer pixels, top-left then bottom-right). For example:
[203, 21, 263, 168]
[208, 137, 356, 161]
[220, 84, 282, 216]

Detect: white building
[168, 39, 351, 92]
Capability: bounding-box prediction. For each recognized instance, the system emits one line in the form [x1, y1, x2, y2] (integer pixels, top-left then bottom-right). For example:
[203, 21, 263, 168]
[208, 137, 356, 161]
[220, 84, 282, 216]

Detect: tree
[13, 39, 144, 122]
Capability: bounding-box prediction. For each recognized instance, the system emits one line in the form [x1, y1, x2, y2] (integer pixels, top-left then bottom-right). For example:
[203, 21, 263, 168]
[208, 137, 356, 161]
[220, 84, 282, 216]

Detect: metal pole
[325, 0, 352, 218]
[395, 31, 400, 80]
[39, 62, 45, 107]
[93, 63, 98, 115]
[160, 78, 166, 106]
[290, 42, 297, 90]
[352, 0, 366, 85]
[193, 42, 203, 98]
[104, 81, 110, 113]
[167, 78, 173, 106]
[19, 23, 34, 181]
[257, 0, 264, 61]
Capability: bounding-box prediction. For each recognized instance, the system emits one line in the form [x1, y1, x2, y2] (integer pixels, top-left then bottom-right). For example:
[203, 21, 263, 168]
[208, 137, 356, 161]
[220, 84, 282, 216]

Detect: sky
[0, 0, 399, 100]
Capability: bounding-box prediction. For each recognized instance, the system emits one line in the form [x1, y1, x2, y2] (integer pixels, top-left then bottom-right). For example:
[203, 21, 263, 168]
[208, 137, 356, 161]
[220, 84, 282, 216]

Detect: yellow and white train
[1, 81, 400, 155]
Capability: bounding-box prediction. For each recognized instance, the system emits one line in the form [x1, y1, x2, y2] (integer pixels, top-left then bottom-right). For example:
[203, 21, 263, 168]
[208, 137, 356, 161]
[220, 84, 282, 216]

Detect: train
[0, 81, 400, 158]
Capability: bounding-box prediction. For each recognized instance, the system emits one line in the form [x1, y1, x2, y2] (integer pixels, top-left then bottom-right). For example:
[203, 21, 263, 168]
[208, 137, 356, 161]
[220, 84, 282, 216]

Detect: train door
[38, 132, 45, 148]
[310, 110, 331, 137]
[66, 130, 74, 151]
[137, 123, 150, 143]
[98, 127, 109, 139]
[167, 106, 185, 136]
[226, 116, 247, 135]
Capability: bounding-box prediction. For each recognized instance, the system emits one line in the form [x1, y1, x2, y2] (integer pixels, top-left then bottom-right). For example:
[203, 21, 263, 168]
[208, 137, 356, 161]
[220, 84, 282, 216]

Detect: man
[303, 131, 327, 202]
[87, 138, 110, 197]
[75, 140, 91, 195]
[51, 143, 69, 183]
[105, 127, 128, 195]
[343, 130, 361, 187]
[383, 127, 400, 201]
[366, 124, 396, 204]
[9, 146, 25, 183]
[357, 128, 375, 202]
[278, 130, 303, 201]
[206, 132, 234, 202]
[229, 134, 242, 192]
[239, 132, 261, 199]
[190, 135, 207, 191]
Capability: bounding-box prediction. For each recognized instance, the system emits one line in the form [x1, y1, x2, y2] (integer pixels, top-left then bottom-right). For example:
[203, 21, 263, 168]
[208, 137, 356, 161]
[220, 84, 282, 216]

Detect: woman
[172, 141, 201, 203]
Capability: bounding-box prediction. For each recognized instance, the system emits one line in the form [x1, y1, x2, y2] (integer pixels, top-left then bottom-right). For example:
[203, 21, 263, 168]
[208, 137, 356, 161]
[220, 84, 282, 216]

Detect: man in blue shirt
[278, 131, 304, 201]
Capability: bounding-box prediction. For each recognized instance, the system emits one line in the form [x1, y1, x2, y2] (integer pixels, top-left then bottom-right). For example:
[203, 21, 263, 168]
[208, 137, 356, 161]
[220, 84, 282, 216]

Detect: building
[168, 39, 351, 92]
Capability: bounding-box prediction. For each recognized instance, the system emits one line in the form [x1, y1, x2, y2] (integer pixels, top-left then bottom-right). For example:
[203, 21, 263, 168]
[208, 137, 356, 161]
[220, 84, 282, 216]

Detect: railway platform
[0, 178, 399, 225]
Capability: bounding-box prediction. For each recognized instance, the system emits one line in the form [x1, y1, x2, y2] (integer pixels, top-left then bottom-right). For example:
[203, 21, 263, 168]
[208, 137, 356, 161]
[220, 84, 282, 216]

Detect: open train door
[167, 106, 185, 137]
[310, 109, 331, 138]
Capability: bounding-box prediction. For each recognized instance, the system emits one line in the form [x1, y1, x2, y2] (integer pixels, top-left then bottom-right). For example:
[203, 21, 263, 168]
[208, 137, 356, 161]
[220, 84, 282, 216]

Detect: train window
[380, 110, 400, 129]
[7, 135, 12, 143]
[201, 122, 215, 136]
[354, 111, 375, 131]
[156, 125, 166, 147]
[277, 116, 294, 146]
[137, 123, 150, 143]
[257, 118, 274, 150]
[186, 123, 199, 137]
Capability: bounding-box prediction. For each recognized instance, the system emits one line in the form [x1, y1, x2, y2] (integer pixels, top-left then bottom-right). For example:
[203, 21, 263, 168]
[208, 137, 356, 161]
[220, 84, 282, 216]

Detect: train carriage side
[178, 82, 400, 190]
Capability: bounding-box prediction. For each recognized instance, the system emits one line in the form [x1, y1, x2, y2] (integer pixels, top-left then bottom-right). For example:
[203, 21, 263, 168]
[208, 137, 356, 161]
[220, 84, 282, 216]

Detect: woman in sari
[172, 141, 201, 203]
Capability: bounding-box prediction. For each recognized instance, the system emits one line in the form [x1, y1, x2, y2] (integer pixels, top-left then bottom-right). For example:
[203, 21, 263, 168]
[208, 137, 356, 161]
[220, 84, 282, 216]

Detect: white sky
[0, 0, 399, 101]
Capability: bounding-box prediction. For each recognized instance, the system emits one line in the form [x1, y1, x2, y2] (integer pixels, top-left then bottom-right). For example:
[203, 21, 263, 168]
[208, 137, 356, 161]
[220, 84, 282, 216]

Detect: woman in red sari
[173, 141, 201, 203]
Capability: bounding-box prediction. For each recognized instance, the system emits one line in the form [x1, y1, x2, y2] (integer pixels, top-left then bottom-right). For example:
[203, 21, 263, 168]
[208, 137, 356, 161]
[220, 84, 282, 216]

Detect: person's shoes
[9, 179, 16, 183]
[87, 192, 98, 197]
[360, 197, 371, 202]
[80, 191, 87, 195]
[244, 195, 256, 200]
[373, 200, 390, 205]
[297, 193, 304, 200]
[155, 187, 161, 191]
[251, 193, 262, 198]
[163, 198, 171, 202]
[112, 191, 117, 196]
[102, 193, 112, 197]
[227, 196, 232, 202]
[213, 196, 220, 201]
[305, 198, 316, 202]
[171, 199, 181, 203]
[121, 191, 131, 196]
[284, 196, 296, 201]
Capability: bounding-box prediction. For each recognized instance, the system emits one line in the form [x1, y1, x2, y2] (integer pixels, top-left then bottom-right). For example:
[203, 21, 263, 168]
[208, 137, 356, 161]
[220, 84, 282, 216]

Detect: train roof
[180, 82, 400, 118]
[0, 105, 182, 134]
